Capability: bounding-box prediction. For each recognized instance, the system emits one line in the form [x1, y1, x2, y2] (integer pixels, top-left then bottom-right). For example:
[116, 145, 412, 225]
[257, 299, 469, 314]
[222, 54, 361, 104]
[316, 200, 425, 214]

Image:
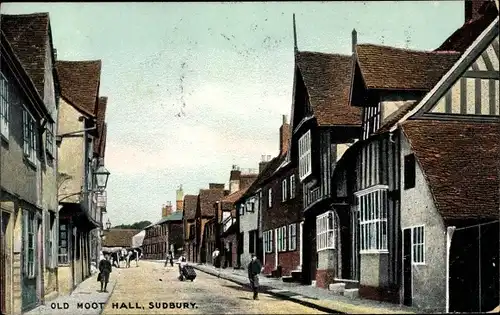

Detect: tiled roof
[156, 211, 183, 225]
[355, 44, 460, 90]
[1, 13, 50, 97]
[102, 229, 140, 248]
[198, 189, 227, 217]
[221, 185, 253, 205]
[94, 96, 108, 156]
[296, 51, 361, 126]
[183, 195, 198, 220]
[436, 1, 498, 52]
[401, 119, 499, 221]
[56, 60, 101, 117]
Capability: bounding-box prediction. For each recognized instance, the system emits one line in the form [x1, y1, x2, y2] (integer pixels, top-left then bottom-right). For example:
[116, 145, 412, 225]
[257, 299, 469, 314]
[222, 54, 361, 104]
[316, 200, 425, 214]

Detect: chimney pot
[352, 29, 357, 54]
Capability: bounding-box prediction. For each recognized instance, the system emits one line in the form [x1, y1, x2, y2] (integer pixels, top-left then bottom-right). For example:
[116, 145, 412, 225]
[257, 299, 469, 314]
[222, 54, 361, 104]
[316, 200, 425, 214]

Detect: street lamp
[94, 165, 110, 190]
[106, 218, 111, 230]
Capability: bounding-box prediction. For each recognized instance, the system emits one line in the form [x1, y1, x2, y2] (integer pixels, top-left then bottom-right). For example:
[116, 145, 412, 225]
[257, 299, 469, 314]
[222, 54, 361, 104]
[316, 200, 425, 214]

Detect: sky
[1, 1, 463, 226]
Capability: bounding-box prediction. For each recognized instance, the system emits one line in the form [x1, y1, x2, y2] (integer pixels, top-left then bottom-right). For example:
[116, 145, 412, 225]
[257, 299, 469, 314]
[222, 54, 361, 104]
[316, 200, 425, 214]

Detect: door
[22, 211, 38, 311]
[1, 212, 9, 314]
[402, 228, 412, 306]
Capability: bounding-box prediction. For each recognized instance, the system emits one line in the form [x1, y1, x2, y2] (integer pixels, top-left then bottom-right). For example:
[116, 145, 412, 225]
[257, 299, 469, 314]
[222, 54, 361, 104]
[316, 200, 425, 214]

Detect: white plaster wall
[239, 196, 259, 268]
[400, 134, 447, 312]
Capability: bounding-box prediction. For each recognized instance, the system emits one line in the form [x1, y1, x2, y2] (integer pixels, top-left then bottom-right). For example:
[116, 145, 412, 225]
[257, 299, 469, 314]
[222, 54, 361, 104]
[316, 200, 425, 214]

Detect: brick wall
[264, 253, 275, 274]
[278, 250, 300, 276]
[169, 222, 184, 256]
[316, 269, 336, 289]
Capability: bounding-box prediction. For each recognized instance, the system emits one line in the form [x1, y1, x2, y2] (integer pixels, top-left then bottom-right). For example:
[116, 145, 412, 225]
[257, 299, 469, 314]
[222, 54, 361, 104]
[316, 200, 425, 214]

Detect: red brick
[316, 269, 336, 289]
[264, 253, 275, 274]
[277, 251, 300, 276]
[359, 285, 400, 303]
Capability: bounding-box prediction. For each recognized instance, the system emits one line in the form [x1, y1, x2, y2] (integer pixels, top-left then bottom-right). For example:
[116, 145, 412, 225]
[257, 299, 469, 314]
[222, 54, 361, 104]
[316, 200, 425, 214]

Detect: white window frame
[281, 179, 288, 202]
[268, 188, 273, 208]
[22, 106, 37, 164]
[0, 72, 9, 140]
[290, 174, 296, 199]
[298, 130, 312, 180]
[239, 204, 244, 216]
[277, 226, 287, 252]
[58, 222, 69, 265]
[23, 210, 36, 278]
[264, 230, 273, 253]
[355, 185, 389, 254]
[288, 223, 297, 251]
[316, 211, 335, 251]
[411, 225, 425, 265]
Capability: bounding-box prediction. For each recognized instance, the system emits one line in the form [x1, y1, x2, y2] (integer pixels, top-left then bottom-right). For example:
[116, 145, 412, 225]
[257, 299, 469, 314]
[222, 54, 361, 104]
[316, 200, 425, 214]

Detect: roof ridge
[357, 43, 460, 55]
[1, 12, 49, 18]
[298, 50, 350, 58]
[57, 59, 102, 64]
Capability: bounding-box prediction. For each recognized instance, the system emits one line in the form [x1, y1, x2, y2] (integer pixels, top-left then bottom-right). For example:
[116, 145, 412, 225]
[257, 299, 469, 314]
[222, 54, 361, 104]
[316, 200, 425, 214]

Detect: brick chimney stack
[279, 115, 290, 156]
[209, 183, 225, 190]
[176, 185, 184, 212]
[259, 155, 272, 173]
[162, 201, 173, 217]
[229, 165, 242, 194]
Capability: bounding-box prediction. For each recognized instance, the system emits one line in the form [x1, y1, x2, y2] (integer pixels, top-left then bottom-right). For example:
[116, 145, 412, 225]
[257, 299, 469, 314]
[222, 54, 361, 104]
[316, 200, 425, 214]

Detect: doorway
[402, 228, 412, 306]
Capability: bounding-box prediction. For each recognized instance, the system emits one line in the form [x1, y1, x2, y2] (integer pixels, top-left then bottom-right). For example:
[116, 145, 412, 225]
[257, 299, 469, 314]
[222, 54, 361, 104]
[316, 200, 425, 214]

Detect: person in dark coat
[98, 254, 112, 292]
[247, 253, 263, 300]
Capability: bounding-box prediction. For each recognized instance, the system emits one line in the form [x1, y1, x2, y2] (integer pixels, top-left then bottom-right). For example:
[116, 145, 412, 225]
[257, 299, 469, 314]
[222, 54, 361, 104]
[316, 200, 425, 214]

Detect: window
[23, 210, 36, 278]
[268, 188, 273, 208]
[277, 226, 287, 252]
[0, 73, 9, 139]
[288, 223, 297, 251]
[290, 175, 296, 199]
[298, 130, 312, 180]
[263, 230, 273, 253]
[404, 154, 416, 189]
[281, 179, 288, 202]
[246, 200, 255, 213]
[239, 204, 244, 216]
[46, 122, 54, 157]
[45, 212, 57, 268]
[412, 226, 425, 264]
[357, 187, 388, 252]
[316, 211, 335, 251]
[23, 107, 37, 164]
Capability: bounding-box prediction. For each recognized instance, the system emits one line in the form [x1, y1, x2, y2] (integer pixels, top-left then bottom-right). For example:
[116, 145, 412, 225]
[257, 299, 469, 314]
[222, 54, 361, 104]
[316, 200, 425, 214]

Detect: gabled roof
[221, 185, 253, 207]
[1, 13, 50, 98]
[198, 189, 227, 217]
[436, 0, 498, 52]
[94, 96, 108, 156]
[183, 194, 198, 220]
[56, 60, 102, 117]
[296, 51, 361, 126]
[390, 17, 499, 131]
[401, 119, 499, 221]
[156, 211, 183, 225]
[102, 229, 140, 248]
[355, 44, 460, 91]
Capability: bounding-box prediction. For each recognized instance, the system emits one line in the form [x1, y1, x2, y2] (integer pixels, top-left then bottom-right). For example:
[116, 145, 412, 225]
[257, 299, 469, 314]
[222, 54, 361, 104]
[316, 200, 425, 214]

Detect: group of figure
[211, 247, 232, 269]
[109, 248, 142, 268]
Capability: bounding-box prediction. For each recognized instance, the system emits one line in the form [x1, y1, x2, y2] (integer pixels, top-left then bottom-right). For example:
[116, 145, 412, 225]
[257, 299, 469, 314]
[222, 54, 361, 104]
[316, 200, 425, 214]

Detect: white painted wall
[239, 195, 259, 268]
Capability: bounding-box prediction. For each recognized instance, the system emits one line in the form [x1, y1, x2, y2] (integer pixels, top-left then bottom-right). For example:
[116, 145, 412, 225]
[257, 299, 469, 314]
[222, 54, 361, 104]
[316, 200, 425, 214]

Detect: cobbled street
[101, 261, 326, 314]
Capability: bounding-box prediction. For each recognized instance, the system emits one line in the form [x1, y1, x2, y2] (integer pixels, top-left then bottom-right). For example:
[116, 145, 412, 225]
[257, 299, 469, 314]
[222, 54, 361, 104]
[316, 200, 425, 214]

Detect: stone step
[344, 288, 359, 299]
[290, 270, 302, 282]
[328, 282, 346, 295]
[333, 278, 359, 290]
[282, 276, 294, 283]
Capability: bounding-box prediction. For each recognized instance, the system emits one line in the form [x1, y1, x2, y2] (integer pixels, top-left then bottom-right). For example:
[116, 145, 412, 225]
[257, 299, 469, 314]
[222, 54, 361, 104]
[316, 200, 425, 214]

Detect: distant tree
[112, 220, 152, 230]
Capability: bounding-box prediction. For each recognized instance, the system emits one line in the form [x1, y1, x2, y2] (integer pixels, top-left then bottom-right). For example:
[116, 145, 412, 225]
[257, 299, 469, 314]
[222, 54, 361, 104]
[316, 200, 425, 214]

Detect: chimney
[176, 185, 184, 212]
[209, 183, 225, 190]
[352, 29, 357, 54]
[229, 166, 242, 194]
[53, 48, 58, 61]
[162, 201, 173, 217]
[259, 155, 270, 173]
[279, 115, 290, 156]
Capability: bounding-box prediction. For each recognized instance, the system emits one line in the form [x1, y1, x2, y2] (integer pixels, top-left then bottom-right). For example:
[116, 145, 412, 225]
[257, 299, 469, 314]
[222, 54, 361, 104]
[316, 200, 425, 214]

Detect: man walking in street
[247, 253, 263, 300]
[98, 254, 112, 293]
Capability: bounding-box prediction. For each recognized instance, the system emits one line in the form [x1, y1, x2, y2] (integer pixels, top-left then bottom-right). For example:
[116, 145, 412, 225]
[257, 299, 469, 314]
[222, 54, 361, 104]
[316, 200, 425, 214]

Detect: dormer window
[362, 105, 381, 140]
[298, 130, 312, 180]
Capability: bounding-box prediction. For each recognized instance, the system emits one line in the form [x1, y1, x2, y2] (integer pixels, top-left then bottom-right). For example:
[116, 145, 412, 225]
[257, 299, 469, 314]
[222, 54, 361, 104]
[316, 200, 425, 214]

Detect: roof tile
[183, 195, 198, 220]
[402, 119, 499, 221]
[297, 51, 361, 126]
[56, 60, 101, 117]
[198, 189, 227, 217]
[355, 44, 460, 91]
[102, 229, 140, 248]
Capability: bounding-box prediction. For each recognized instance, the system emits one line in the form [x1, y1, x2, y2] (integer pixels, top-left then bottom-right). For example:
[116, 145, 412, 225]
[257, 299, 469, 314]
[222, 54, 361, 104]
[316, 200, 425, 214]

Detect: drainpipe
[445, 226, 456, 313]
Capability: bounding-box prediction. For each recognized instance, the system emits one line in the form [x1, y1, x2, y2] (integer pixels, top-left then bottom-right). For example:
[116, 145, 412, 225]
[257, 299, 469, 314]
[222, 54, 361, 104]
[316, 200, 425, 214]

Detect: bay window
[316, 211, 335, 251]
[357, 186, 388, 253]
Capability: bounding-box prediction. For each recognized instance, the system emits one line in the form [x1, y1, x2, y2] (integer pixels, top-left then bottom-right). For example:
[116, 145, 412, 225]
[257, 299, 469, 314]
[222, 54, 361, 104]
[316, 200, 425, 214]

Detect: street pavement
[101, 261, 327, 314]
